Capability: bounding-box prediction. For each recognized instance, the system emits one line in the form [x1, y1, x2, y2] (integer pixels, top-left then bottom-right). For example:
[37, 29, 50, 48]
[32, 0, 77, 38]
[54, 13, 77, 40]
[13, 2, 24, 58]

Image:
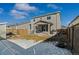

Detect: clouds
[47, 4, 62, 10]
[0, 8, 4, 14]
[10, 3, 62, 19]
[0, 3, 62, 20]
[14, 3, 37, 11]
[10, 10, 27, 19]
[10, 3, 38, 19]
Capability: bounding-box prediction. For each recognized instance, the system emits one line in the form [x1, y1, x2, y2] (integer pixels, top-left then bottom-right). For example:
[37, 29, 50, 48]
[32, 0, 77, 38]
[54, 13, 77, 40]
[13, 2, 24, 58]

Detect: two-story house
[29, 11, 61, 35]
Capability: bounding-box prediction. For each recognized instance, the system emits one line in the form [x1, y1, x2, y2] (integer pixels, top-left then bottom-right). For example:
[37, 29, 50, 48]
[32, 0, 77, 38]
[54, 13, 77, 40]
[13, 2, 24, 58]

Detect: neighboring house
[68, 16, 79, 54]
[61, 25, 67, 29]
[7, 22, 30, 30]
[6, 22, 31, 34]
[7, 11, 61, 36]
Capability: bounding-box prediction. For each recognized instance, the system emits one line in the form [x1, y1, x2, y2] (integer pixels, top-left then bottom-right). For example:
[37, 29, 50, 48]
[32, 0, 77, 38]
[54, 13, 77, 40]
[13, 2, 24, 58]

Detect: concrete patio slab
[7, 39, 45, 49]
[0, 40, 72, 55]
[7, 39, 35, 49]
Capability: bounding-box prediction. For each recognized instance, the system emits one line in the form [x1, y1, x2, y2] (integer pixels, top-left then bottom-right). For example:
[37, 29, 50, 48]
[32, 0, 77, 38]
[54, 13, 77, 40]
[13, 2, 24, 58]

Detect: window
[30, 24, 31, 30]
[47, 16, 51, 20]
[33, 19, 35, 22]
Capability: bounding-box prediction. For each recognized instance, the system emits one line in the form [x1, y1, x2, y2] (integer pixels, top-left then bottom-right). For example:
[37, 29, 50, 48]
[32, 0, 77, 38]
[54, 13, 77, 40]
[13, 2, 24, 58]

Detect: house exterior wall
[31, 11, 61, 34]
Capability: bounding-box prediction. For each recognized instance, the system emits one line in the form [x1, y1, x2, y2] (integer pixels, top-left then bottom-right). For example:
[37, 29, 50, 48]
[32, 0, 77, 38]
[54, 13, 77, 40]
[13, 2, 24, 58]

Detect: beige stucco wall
[50, 13, 61, 31]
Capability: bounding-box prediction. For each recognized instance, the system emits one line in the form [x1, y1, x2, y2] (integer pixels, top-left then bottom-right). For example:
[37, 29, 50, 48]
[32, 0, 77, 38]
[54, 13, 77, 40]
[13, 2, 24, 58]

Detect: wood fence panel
[68, 24, 79, 54]
[6, 29, 30, 38]
[17, 29, 28, 38]
[73, 25, 79, 54]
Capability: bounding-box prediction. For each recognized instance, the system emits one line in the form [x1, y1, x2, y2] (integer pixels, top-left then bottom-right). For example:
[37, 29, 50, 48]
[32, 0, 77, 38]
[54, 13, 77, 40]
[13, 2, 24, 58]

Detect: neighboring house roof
[68, 16, 79, 26]
[0, 22, 7, 25]
[61, 25, 67, 29]
[7, 21, 30, 27]
[17, 21, 30, 26]
[33, 11, 60, 19]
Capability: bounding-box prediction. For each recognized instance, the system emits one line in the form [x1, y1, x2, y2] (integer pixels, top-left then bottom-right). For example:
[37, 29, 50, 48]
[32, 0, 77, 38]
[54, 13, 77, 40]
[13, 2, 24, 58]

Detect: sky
[0, 3, 79, 26]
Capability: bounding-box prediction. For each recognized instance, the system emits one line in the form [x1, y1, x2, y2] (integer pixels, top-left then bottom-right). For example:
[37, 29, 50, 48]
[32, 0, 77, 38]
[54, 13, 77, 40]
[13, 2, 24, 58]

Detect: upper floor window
[47, 16, 51, 20]
[29, 24, 31, 30]
[33, 19, 35, 22]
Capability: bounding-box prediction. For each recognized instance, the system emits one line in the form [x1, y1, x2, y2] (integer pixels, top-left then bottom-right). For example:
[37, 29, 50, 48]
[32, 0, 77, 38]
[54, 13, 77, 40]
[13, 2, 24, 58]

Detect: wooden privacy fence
[67, 24, 79, 54]
[6, 29, 30, 38]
